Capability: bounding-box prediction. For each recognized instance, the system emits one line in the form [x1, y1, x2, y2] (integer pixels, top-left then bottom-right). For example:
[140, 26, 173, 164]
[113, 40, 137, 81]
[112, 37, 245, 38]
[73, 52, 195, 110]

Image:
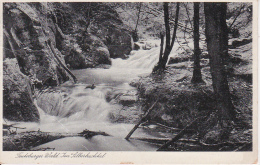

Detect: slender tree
[132, 2, 142, 42]
[191, 2, 203, 83]
[159, 32, 164, 62]
[204, 3, 236, 121]
[153, 2, 180, 72]
[134, 2, 142, 32]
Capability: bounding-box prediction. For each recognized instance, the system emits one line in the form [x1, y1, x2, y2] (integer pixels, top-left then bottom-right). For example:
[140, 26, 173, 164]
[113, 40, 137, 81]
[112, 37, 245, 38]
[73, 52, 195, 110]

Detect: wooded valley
[3, 2, 253, 152]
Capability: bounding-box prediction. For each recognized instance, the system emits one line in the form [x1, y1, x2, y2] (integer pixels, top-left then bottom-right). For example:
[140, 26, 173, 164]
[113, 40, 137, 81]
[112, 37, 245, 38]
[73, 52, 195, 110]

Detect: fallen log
[130, 137, 172, 144]
[47, 40, 77, 83]
[55, 23, 67, 39]
[131, 137, 199, 144]
[3, 129, 109, 151]
[157, 117, 200, 151]
[78, 129, 110, 138]
[3, 124, 17, 129]
[34, 147, 55, 151]
[125, 99, 159, 140]
[199, 141, 252, 151]
[3, 124, 26, 130]
[154, 122, 195, 132]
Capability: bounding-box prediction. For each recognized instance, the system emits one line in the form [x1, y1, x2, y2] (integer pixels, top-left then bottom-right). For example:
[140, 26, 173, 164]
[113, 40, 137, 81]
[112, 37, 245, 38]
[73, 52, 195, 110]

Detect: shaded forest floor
[129, 41, 252, 151]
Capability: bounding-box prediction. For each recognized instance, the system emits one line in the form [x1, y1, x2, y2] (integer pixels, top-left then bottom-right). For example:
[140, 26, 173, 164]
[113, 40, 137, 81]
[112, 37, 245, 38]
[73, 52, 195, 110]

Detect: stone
[91, 47, 111, 65]
[3, 58, 39, 122]
[3, 3, 70, 86]
[80, 33, 112, 66]
[118, 95, 138, 106]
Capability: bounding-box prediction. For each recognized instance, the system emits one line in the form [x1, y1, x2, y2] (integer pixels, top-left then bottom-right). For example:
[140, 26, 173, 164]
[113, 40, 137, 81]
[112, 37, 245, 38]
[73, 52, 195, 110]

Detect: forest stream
[5, 41, 173, 151]
[2, 2, 253, 159]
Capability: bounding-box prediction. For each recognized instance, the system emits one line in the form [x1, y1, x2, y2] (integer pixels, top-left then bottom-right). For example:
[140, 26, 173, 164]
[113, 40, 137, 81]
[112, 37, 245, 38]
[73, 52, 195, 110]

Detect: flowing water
[6, 42, 168, 151]
[6, 40, 186, 151]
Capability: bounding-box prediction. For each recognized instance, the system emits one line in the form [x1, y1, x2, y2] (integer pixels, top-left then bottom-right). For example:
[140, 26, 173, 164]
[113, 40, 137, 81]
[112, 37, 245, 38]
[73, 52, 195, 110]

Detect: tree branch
[125, 99, 159, 140]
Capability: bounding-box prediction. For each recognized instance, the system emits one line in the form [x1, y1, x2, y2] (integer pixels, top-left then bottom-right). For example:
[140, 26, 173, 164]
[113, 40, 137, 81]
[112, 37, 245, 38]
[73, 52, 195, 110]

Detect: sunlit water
[5, 40, 184, 151]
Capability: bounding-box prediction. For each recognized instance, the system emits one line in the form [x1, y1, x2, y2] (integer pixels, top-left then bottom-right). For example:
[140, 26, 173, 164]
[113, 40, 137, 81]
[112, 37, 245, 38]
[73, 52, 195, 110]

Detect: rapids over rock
[6, 41, 177, 151]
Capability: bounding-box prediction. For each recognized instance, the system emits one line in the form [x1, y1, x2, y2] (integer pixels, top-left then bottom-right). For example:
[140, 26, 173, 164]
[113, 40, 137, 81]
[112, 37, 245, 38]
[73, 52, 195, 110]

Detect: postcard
[0, 0, 257, 164]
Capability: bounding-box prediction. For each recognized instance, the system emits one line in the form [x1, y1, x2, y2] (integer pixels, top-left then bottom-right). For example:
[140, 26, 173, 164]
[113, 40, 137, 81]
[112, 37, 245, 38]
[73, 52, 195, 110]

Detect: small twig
[130, 137, 171, 144]
[229, 5, 245, 29]
[176, 36, 192, 54]
[183, 2, 193, 30]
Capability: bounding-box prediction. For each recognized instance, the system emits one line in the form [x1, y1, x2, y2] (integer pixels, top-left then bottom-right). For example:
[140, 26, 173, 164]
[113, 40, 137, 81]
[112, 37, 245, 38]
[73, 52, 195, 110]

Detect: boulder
[3, 59, 39, 122]
[87, 3, 133, 58]
[3, 3, 70, 86]
[60, 38, 88, 69]
[4, 2, 133, 71]
[81, 34, 112, 66]
[133, 43, 141, 50]
[64, 48, 88, 69]
[36, 90, 64, 116]
[83, 34, 107, 48]
[91, 47, 111, 65]
[104, 29, 133, 58]
[54, 2, 132, 65]
[118, 95, 138, 106]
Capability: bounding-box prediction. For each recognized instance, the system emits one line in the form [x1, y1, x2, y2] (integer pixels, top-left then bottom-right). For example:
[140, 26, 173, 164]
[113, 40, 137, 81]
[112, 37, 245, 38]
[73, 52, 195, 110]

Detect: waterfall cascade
[7, 40, 167, 151]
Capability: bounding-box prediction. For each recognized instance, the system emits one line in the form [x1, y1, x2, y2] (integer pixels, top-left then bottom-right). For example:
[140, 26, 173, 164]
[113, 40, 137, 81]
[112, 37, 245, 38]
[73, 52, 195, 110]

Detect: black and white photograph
[1, 0, 256, 160]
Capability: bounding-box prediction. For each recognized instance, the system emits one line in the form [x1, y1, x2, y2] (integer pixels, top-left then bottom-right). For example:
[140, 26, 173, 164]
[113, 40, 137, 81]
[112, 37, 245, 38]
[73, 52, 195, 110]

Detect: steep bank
[3, 2, 133, 121]
[3, 59, 40, 122]
[131, 41, 252, 149]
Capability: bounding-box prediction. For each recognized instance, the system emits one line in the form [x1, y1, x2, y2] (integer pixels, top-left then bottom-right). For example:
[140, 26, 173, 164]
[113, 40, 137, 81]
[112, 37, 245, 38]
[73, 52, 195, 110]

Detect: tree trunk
[134, 2, 142, 31]
[153, 2, 180, 72]
[3, 129, 109, 151]
[161, 2, 180, 70]
[159, 33, 164, 62]
[164, 2, 171, 50]
[191, 2, 203, 83]
[204, 3, 235, 120]
[169, 2, 180, 50]
[125, 99, 158, 140]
